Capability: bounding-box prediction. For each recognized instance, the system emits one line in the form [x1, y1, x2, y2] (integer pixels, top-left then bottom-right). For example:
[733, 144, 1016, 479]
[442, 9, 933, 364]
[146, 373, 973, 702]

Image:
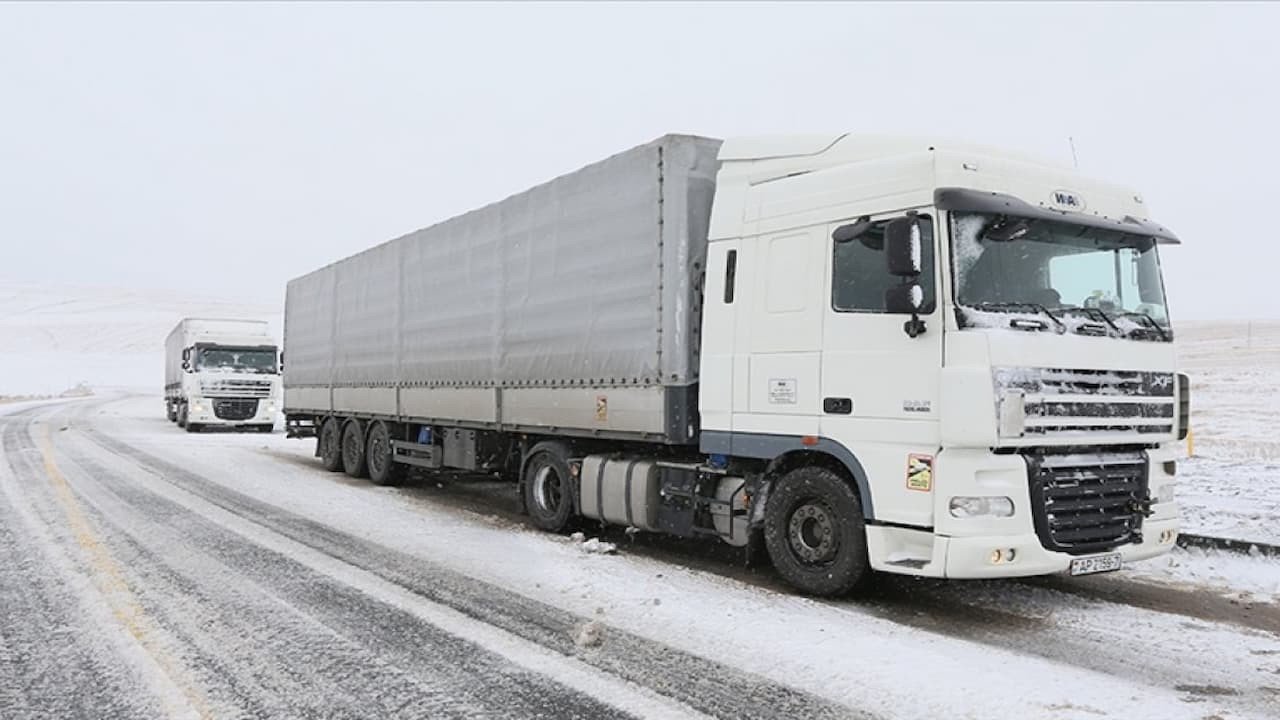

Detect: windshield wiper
[1112, 311, 1170, 341]
[1058, 305, 1122, 336]
[965, 302, 1066, 333]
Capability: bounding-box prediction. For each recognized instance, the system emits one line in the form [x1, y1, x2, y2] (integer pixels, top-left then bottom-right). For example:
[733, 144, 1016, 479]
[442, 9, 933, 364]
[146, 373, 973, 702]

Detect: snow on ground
[76, 394, 1278, 720]
[0, 283, 280, 396]
[1175, 320, 1280, 545]
[1126, 544, 1280, 603]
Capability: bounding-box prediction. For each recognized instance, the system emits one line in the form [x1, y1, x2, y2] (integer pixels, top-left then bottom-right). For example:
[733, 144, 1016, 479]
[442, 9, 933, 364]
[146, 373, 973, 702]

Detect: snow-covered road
[2, 395, 1278, 720]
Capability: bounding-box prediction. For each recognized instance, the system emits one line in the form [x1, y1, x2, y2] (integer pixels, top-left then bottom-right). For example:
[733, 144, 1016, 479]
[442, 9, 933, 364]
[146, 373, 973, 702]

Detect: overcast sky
[1, 2, 1276, 321]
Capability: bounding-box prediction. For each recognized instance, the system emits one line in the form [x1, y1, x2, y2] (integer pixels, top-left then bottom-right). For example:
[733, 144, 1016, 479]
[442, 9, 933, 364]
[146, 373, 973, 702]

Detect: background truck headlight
[949, 496, 1015, 518]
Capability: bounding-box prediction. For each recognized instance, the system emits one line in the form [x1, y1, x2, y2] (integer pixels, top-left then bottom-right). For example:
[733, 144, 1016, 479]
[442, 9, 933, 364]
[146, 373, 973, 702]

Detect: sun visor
[935, 187, 1181, 244]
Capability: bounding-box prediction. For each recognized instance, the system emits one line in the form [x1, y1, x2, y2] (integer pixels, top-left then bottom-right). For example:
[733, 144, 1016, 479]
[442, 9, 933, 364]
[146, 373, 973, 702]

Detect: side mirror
[885, 217, 922, 277]
[885, 283, 924, 314]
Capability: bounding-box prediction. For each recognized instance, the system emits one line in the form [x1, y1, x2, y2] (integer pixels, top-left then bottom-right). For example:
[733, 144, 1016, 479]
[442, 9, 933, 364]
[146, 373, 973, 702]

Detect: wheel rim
[787, 499, 839, 565]
[344, 428, 360, 462]
[324, 422, 340, 461]
[368, 427, 386, 475]
[532, 464, 563, 513]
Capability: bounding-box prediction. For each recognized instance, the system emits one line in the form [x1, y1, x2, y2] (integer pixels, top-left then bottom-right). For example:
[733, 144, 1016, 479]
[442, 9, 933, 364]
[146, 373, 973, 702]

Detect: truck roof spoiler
[934, 187, 1181, 244]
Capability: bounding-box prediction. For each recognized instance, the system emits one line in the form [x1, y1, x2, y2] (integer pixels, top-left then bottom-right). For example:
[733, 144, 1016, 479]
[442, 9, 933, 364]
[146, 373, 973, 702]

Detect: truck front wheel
[763, 466, 870, 596]
[522, 445, 574, 532]
[365, 421, 406, 486]
[319, 418, 344, 472]
[341, 420, 368, 478]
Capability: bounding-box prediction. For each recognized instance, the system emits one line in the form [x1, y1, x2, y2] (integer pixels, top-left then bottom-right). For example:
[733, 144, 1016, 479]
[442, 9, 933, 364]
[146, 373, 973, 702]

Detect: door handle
[823, 397, 852, 415]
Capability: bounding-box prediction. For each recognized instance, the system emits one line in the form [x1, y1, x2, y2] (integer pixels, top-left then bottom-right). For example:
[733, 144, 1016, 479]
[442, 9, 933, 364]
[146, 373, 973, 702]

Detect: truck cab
[165, 318, 282, 433]
[699, 134, 1185, 585]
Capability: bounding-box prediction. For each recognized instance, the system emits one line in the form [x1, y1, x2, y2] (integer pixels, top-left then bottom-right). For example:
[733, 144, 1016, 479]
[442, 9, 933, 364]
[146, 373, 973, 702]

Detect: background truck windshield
[196, 346, 278, 374]
[951, 211, 1171, 338]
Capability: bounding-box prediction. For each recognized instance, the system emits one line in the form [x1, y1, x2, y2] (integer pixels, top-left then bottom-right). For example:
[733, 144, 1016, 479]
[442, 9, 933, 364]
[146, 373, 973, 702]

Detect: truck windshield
[195, 347, 278, 374]
[951, 212, 1172, 341]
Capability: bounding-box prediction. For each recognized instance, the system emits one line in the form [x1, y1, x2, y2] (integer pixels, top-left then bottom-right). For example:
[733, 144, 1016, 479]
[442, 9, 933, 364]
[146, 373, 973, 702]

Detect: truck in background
[165, 318, 281, 433]
[283, 134, 1188, 596]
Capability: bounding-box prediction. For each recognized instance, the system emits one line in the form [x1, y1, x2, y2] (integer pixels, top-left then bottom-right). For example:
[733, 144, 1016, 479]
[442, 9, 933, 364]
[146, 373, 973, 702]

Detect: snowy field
[1175, 320, 1280, 546]
[0, 282, 280, 397]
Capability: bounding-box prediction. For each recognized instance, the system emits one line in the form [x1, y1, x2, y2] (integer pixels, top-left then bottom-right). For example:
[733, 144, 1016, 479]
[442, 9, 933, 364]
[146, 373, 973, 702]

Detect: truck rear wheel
[166, 401, 177, 422]
[365, 421, 406, 486]
[319, 418, 344, 472]
[523, 445, 574, 532]
[341, 420, 368, 478]
[763, 466, 870, 596]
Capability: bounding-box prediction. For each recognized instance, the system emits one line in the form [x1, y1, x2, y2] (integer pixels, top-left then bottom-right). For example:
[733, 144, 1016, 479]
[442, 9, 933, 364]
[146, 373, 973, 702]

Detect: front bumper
[187, 397, 278, 426]
[866, 444, 1181, 578]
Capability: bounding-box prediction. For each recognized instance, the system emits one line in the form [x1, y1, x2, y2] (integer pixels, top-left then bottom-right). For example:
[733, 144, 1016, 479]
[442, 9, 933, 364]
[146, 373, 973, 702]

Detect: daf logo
[1050, 189, 1086, 212]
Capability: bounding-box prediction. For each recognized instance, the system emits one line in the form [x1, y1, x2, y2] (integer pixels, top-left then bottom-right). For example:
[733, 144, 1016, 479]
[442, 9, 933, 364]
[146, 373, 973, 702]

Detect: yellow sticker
[906, 454, 933, 492]
[595, 395, 608, 422]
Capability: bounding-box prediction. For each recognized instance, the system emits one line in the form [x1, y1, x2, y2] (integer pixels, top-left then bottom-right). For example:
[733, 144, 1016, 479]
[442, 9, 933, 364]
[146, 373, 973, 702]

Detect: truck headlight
[949, 496, 1015, 518]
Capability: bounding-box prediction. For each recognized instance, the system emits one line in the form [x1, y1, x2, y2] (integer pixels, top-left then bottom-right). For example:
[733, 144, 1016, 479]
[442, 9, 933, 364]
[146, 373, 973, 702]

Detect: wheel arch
[701, 431, 874, 520]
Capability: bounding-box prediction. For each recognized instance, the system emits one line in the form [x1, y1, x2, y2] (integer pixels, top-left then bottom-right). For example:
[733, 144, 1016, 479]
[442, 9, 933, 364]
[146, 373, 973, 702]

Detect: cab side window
[832, 215, 936, 313]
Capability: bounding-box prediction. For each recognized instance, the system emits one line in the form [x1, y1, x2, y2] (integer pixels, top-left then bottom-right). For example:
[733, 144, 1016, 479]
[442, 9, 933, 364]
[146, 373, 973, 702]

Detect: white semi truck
[165, 318, 281, 433]
[283, 134, 1188, 595]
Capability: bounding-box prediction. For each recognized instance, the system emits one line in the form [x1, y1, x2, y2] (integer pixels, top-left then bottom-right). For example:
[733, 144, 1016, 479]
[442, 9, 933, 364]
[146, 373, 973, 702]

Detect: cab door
[819, 212, 943, 527]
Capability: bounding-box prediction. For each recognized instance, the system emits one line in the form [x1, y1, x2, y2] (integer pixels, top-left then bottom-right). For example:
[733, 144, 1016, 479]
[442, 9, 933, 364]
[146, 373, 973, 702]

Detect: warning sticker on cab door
[906, 454, 934, 492]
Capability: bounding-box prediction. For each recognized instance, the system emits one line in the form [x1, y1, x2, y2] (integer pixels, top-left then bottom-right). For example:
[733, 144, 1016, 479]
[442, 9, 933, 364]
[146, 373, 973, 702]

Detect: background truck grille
[1024, 450, 1148, 555]
[996, 368, 1175, 439]
[201, 379, 274, 398]
[213, 398, 259, 421]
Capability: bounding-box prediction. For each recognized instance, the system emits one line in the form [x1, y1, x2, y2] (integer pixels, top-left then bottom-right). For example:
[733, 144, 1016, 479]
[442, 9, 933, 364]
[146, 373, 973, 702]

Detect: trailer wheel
[763, 466, 870, 596]
[319, 418, 344, 472]
[341, 420, 368, 478]
[523, 445, 574, 532]
[166, 401, 177, 422]
[365, 421, 406, 487]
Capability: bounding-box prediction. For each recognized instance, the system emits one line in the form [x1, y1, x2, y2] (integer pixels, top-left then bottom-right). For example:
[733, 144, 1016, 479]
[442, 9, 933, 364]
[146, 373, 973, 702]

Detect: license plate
[1069, 553, 1122, 576]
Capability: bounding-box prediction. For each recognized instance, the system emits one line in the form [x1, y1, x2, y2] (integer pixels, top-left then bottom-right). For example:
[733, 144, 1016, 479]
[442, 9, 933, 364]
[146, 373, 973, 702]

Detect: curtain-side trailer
[284, 134, 1188, 595]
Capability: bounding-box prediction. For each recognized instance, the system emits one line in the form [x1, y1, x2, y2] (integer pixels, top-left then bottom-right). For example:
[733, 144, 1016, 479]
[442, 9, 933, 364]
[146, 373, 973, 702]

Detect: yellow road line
[36, 424, 213, 720]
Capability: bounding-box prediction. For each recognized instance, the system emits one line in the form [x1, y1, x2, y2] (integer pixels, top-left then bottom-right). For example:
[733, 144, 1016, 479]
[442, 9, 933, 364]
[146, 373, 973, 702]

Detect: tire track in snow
[38, 415, 646, 719]
[71, 404, 866, 720]
[0, 407, 187, 720]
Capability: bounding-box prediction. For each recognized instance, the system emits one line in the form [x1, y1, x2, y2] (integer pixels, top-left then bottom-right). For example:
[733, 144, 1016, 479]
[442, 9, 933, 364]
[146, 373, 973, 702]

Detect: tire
[341, 420, 368, 478]
[763, 466, 870, 596]
[365, 421, 407, 487]
[319, 417, 344, 472]
[177, 403, 188, 428]
[522, 444, 574, 532]
[166, 402, 177, 422]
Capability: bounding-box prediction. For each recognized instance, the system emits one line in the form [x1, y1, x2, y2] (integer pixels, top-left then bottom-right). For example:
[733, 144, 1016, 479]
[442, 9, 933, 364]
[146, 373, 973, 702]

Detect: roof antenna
[1068, 136, 1080, 171]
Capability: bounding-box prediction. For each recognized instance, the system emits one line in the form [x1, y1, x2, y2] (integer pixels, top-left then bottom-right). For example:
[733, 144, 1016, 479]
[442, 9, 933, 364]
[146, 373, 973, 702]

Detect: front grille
[201, 379, 273, 398]
[1025, 450, 1149, 555]
[996, 367, 1175, 439]
[213, 398, 259, 421]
